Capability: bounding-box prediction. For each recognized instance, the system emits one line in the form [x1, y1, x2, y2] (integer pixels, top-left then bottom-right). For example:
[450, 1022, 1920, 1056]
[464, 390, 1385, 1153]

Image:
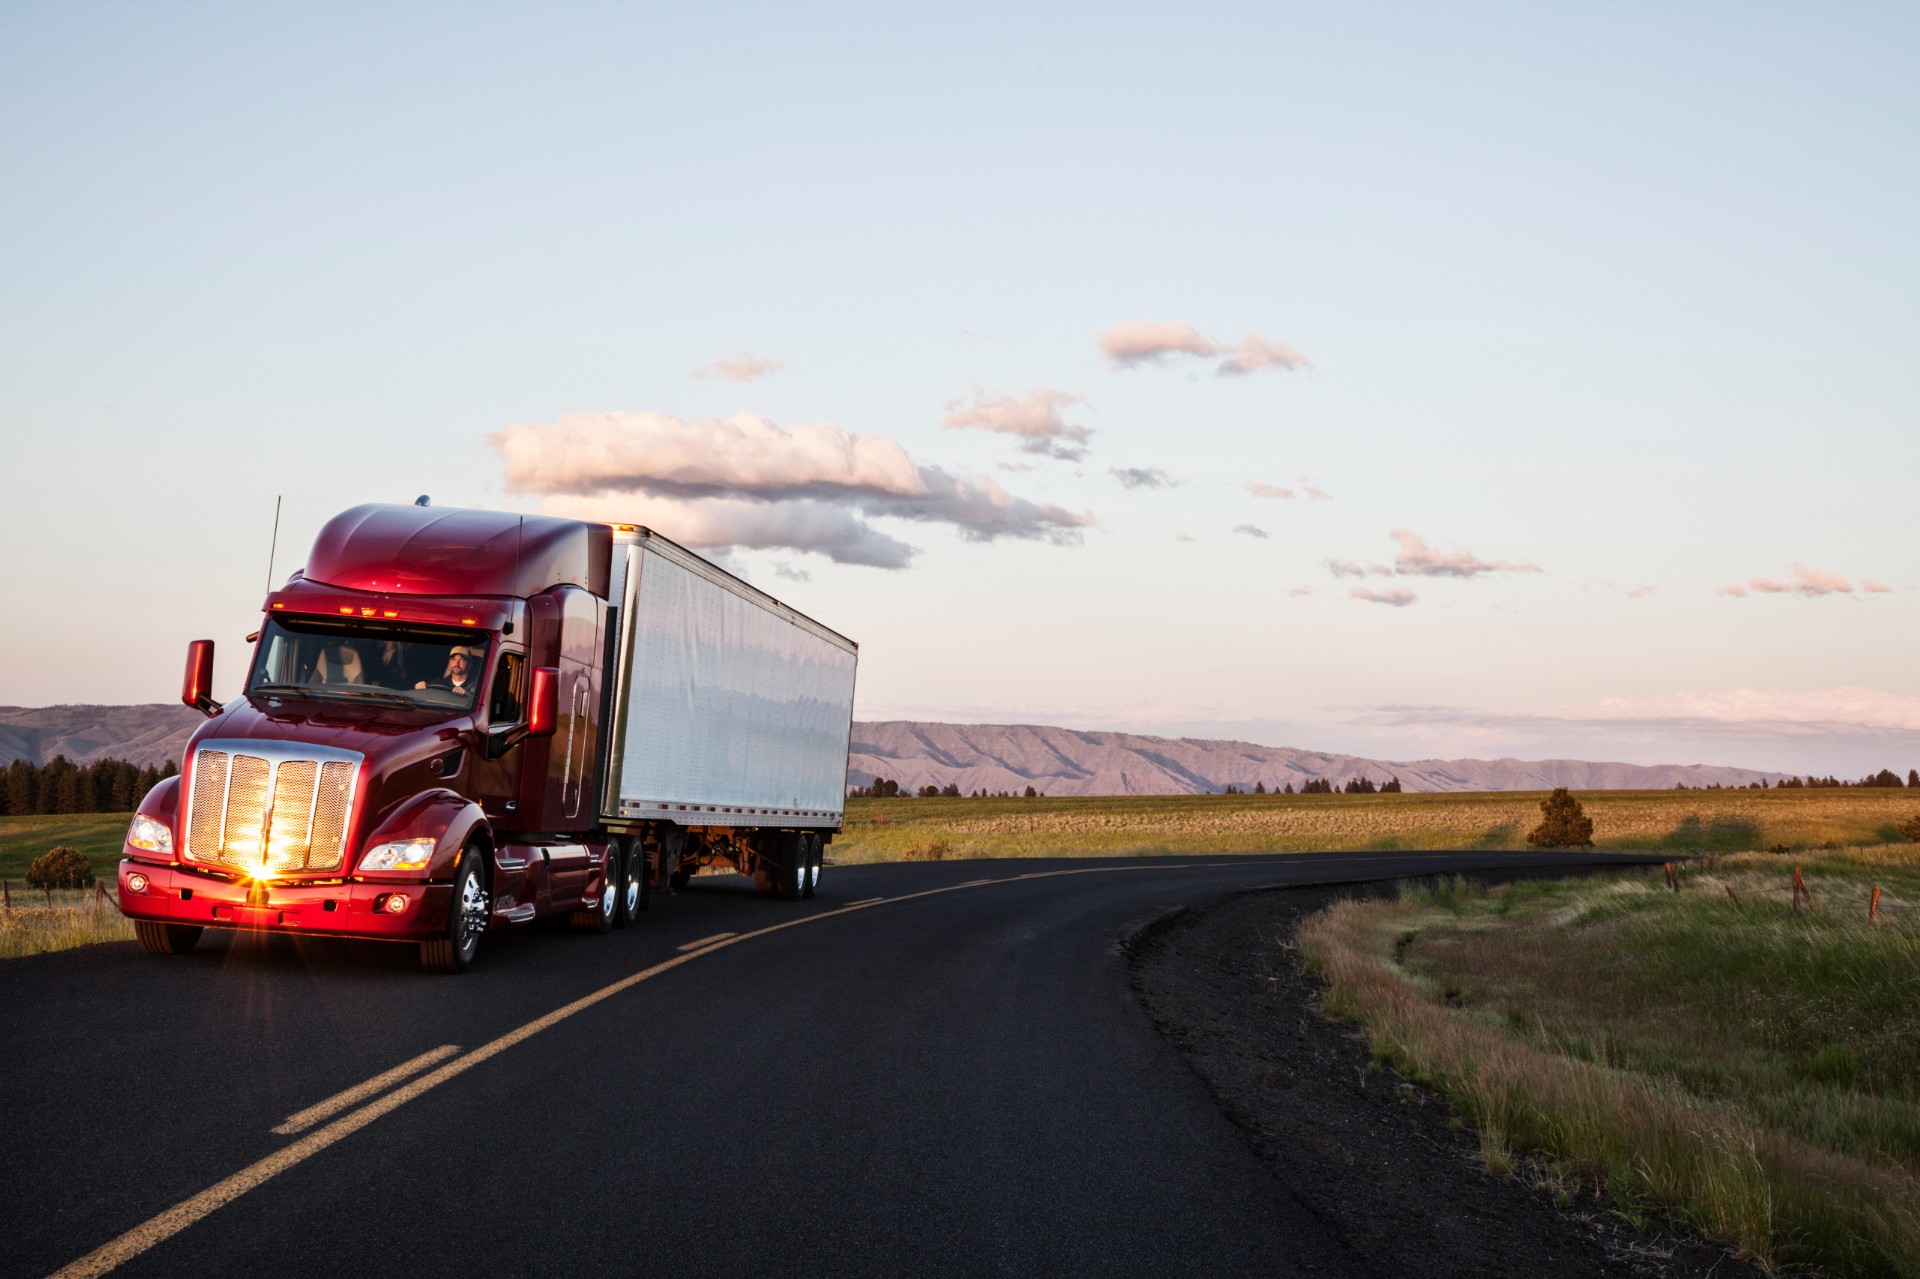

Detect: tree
[1899, 815, 1920, 844]
[1381, 776, 1402, 793]
[1024, 784, 1037, 798]
[1527, 788, 1594, 848]
[1253, 781, 1266, 795]
[1282, 781, 1295, 794]
[1911, 770, 1920, 790]
[940, 783, 961, 798]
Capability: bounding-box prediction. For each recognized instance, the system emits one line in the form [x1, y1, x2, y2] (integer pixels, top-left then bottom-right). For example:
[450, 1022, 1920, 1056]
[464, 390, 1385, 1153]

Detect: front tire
[134, 920, 204, 955]
[421, 847, 489, 974]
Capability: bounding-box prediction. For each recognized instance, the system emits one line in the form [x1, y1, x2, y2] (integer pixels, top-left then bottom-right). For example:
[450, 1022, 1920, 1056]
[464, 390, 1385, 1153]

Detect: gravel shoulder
[1126, 876, 1765, 1279]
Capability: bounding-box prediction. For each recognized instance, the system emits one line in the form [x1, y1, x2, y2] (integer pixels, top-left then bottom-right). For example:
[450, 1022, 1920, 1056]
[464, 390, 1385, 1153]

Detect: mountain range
[0, 704, 1782, 794]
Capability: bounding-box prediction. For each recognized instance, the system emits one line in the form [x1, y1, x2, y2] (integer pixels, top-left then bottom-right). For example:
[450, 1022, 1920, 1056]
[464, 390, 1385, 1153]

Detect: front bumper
[118, 859, 453, 943]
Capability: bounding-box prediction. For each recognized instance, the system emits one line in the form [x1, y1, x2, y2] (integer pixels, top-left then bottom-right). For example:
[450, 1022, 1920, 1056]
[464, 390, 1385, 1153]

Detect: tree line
[852, 776, 1407, 798]
[1, 755, 178, 817]
[852, 778, 1046, 799]
[1676, 769, 1919, 791]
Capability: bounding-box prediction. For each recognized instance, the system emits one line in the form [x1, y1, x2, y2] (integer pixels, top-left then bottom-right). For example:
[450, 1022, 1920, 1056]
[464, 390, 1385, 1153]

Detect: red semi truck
[117, 501, 860, 972]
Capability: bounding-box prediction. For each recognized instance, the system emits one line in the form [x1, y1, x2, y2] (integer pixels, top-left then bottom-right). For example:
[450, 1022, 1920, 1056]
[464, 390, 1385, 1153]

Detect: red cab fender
[357, 789, 490, 882]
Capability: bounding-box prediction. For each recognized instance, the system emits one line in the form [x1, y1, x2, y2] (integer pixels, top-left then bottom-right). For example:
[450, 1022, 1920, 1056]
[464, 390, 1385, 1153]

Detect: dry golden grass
[0, 887, 134, 960]
[1297, 850, 1920, 1276]
[833, 788, 1920, 863]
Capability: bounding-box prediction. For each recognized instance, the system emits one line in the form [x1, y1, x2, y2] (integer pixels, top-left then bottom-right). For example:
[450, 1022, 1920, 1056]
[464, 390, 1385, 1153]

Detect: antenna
[264, 496, 283, 591]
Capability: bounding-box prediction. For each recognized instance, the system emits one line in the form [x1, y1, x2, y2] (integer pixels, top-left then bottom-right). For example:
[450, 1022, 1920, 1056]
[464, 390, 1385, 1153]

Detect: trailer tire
[766, 833, 806, 902]
[421, 846, 489, 974]
[802, 833, 821, 899]
[134, 920, 203, 955]
[615, 840, 647, 928]
[571, 849, 619, 934]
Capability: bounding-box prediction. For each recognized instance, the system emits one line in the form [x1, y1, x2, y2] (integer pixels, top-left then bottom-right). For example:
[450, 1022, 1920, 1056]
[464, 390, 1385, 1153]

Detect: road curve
[0, 850, 1657, 1279]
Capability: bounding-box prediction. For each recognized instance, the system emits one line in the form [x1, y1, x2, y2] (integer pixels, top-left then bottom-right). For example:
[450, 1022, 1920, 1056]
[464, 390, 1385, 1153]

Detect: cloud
[942, 387, 1090, 460]
[1247, 482, 1296, 500]
[1174, 533, 1197, 543]
[1288, 586, 1314, 598]
[1350, 586, 1416, 607]
[692, 351, 782, 382]
[1326, 558, 1390, 578]
[1623, 584, 1657, 599]
[493, 410, 1092, 568]
[1722, 564, 1869, 599]
[1301, 484, 1333, 502]
[1232, 523, 1270, 539]
[1111, 467, 1174, 490]
[1097, 320, 1311, 376]
[1389, 530, 1542, 578]
[1098, 321, 1217, 367]
[771, 561, 812, 583]
[1864, 579, 1894, 593]
[1217, 335, 1312, 376]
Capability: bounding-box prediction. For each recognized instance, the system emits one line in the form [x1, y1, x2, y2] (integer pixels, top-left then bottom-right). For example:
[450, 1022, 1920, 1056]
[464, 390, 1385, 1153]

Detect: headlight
[359, 837, 437, 872]
[127, 813, 173, 856]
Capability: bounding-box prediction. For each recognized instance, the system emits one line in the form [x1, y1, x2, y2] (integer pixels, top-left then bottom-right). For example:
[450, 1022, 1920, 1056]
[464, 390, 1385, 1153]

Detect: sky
[2, 1, 1916, 775]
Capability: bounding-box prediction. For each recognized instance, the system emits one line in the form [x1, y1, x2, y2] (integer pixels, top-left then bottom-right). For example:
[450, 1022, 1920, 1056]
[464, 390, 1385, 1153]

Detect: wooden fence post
[1792, 865, 1809, 913]
[1664, 862, 1678, 892]
[1870, 884, 1881, 923]
[1724, 884, 1740, 905]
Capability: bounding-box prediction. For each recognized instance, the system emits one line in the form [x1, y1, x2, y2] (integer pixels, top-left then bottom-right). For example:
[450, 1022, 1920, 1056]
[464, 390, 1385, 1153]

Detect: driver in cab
[417, 646, 482, 697]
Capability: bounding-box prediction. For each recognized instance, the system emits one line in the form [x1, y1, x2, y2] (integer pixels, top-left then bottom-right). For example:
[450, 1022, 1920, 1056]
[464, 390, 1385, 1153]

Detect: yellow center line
[271, 1044, 461, 1136]
[47, 861, 1216, 1279]
[675, 931, 739, 952]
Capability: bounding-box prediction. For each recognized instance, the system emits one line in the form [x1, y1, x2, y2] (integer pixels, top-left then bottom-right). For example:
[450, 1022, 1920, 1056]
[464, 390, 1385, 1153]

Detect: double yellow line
[51, 862, 1219, 1278]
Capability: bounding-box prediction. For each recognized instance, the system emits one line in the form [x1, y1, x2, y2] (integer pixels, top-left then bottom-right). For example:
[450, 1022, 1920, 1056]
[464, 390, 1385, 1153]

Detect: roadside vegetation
[1296, 847, 1920, 1276]
[835, 788, 1920, 862]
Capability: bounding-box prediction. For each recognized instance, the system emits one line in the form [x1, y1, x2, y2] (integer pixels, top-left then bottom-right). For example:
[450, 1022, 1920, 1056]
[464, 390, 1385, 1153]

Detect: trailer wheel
[802, 834, 821, 900]
[615, 840, 648, 928]
[571, 850, 618, 934]
[767, 834, 807, 902]
[134, 920, 204, 955]
[421, 847, 489, 974]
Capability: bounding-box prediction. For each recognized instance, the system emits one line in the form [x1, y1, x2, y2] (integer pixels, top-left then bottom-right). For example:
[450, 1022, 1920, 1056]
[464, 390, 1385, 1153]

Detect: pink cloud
[1623, 585, 1657, 599]
[1350, 586, 1416, 607]
[1097, 320, 1311, 376]
[692, 350, 783, 382]
[1390, 529, 1542, 578]
[942, 387, 1091, 460]
[1217, 334, 1312, 376]
[1726, 564, 1861, 598]
[1247, 482, 1296, 500]
[1863, 579, 1894, 594]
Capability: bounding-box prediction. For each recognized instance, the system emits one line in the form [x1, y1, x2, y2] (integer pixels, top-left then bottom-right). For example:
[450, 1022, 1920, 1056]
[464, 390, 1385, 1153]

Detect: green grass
[0, 886, 133, 959]
[835, 788, 1920, 862]
[1297, 848, 1920, 1275]
[0, 812, 131, 883]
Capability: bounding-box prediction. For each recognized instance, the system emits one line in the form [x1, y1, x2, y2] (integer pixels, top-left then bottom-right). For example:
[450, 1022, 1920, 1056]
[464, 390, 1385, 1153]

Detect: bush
[1898, 815, 1920, 844]
[904, 837, 952, 862]
[1526, 788, 1594, 848]
[27, 845, 96, 890]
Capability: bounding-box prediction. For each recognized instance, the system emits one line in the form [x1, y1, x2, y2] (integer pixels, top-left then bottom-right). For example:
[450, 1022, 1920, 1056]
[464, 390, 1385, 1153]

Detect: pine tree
[1381, 776, 1402, 793]
[1527, 788, 1594, 848]
[1253, 781, 1266, 795]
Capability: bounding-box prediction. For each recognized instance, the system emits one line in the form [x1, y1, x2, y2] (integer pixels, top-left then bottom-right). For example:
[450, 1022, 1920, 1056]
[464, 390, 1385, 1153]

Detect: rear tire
[421, 847, 489, 974]
[802, 833, 821, 900]
[134, 920, 203, 955]
[571, 848, 618, 933]
[615, 840, 648, 929]
[767, 833, 806, 902]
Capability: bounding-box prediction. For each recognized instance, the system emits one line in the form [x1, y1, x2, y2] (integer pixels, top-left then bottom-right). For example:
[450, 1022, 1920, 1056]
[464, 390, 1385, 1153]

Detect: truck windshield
[247, 616, 489, 711]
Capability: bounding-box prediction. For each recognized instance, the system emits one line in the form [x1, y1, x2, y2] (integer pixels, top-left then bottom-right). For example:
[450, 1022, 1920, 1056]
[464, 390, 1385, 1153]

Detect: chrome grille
[185, 742, 361, 876]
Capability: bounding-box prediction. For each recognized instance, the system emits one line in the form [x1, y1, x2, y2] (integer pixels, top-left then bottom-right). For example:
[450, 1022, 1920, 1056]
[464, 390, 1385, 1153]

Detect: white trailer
[599, 526, 858, 898]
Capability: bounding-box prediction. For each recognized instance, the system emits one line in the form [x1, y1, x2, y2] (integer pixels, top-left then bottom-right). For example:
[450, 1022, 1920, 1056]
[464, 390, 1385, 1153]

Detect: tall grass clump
[0, 887, 135, 960]
[1299, 852, 1920, 1276]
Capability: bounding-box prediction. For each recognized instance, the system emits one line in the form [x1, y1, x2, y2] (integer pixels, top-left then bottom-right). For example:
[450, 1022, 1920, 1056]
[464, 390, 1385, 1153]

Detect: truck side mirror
[182, 639, 223, 717]
[528, 666, 559, 738]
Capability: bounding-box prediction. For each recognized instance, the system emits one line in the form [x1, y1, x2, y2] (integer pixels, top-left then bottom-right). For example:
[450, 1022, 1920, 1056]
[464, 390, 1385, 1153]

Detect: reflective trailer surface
[618, 548, 857, 815]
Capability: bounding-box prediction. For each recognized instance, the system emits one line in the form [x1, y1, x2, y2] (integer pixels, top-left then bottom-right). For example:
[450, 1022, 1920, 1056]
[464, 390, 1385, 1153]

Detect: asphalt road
[0, 850, 1659, 1279]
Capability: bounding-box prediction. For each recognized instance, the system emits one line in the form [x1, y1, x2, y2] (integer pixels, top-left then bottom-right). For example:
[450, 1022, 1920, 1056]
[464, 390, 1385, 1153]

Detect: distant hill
[0, 705, 1784, 794]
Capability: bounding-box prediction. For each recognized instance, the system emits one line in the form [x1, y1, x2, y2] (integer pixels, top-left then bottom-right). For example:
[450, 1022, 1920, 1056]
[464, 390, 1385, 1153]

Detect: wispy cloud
[1232, 523, 1270, 539]
[1623, 584, 1657, 599]
[1288, 586, 1314, 598]
[494, 410, 1092, 569]
[1864, 579, 1894, 593]
[1097, 320, 1311, 377]
[1111, 466, 1175, 490]
[1328, 530, 1541, 580]
[1719, 564, 1875, 599]
[1174, 533, 1197, 543]
[692, 350, 782, 382]
[1302, 484, 1333, 502]
[1247, 482, 1295, 500]
[771, 561, 811, 583]
[942, 387, 1091, 460]
[1350, 586, 1416, 607]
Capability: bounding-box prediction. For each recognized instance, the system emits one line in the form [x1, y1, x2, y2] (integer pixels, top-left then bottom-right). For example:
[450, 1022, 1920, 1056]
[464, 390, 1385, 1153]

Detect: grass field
[0, 812, 132, 883]
[834, 788, 1920, 862]
[1297, 848, 1920, 1276]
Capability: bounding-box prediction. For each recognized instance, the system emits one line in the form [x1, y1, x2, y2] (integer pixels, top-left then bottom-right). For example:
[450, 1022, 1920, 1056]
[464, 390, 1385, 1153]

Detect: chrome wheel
[456, 862, 491, 956]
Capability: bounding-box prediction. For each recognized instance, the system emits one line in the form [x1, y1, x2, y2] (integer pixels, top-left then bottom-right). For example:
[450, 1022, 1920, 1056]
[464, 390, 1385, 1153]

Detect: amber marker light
[338, 606, 354, 615]
[272, 602, 286, 610]
[382, 609, 398, 618]
[460, 617, 477, 626]
[361, 607, 376, 617]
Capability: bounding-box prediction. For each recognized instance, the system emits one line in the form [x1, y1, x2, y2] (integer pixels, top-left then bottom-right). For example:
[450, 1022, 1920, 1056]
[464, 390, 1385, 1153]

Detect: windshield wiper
[251, 682, 317, 697]
[250, 683, 422, 707]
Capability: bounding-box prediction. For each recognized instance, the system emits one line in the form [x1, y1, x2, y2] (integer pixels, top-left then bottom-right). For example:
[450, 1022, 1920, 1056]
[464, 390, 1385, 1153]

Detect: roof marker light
[272, 603, 286, 610]
[382, 610, 398, 618]
[338, 606, 354, 615]
[460, 617, 478, 626]
[361, 607, 376, 617]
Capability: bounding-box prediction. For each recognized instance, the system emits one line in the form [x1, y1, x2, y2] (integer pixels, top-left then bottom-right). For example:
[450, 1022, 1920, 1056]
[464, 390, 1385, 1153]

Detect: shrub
[1526, 788, 1593, 848]
[904, 836, 952, 862]
[27, 845, 96, 890]
[1898, 815, 1920, 844]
